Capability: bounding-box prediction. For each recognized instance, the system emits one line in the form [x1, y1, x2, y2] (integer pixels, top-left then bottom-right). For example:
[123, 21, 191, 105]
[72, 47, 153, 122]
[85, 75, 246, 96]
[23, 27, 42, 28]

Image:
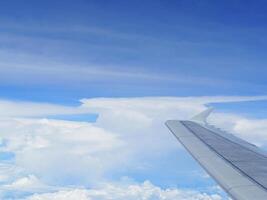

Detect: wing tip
[191, 107, 214, 124]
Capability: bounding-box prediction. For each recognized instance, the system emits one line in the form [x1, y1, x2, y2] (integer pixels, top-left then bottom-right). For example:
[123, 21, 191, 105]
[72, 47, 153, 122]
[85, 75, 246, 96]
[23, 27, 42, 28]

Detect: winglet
[191, 107, 213, 124]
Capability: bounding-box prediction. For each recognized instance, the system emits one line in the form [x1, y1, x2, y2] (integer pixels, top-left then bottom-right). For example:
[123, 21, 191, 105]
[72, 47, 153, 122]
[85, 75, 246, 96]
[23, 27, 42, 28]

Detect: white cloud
[0, 163, 24, 183]
[3, 175, 47, 191]
[25, 181, 222, 200]
[0, 118, 125, 186]
[0, 96, 265, 199]
[0, 100, 89, 117]
[0, 48, 198, 86]
[81, 96, 267, 154]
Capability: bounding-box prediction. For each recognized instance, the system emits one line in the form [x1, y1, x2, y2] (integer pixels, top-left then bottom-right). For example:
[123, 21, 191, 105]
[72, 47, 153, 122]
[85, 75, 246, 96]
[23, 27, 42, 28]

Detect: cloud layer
[25, 181, 222, 200]
[0, 96, 266, 199]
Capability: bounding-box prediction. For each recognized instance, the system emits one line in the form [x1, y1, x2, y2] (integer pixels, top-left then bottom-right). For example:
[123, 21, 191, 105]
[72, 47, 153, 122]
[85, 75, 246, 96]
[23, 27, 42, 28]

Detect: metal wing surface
[166, 109, 267, 200]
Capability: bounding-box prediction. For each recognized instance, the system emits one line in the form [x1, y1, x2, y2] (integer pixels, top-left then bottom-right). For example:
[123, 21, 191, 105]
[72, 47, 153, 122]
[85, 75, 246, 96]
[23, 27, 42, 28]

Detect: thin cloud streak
[0, 56, 230, 87]
[0, 21, 265, 92]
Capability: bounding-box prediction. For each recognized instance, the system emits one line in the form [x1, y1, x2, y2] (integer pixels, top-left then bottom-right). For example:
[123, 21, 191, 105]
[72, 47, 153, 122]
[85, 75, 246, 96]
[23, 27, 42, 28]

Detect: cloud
[0, 95, 266, 118]
[0, 59, 178, 85]
[0, 58, 235, 88]
[0, 39, 249, 88]
[0, 31, 261, 89]
[0, 96, 266, 199]
[0, 118, 124, 187]
[0, 47, 198, 87]
[24, 181, 222, 200]
[3, 175, 47, 191]
[0, 99, 88, 117]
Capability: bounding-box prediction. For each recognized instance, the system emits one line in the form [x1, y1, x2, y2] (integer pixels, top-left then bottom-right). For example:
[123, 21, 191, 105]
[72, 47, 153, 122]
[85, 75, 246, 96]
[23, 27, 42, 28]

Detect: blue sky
[0, 1, 267, 199]
[1, 0, 267, 102]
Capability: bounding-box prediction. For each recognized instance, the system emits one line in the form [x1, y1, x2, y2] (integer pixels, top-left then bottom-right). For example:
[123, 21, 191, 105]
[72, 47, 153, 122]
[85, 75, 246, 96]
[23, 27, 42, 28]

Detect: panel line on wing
[181, 121, 267, 192]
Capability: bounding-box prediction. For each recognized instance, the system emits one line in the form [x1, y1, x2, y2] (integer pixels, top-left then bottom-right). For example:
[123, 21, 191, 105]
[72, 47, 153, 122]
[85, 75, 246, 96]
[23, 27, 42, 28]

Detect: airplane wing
[165, 108, 267, 200]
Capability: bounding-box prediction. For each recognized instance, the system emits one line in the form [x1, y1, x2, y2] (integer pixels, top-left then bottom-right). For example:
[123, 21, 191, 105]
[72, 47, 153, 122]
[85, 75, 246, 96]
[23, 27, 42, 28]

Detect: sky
[1, 0, 267, 199]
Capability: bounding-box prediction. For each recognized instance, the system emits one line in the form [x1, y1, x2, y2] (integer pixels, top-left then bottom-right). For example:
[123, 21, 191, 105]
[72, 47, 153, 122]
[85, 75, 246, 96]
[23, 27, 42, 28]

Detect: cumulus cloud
[0, 96, 265, 199]
[0, 118, 124, 186]
[25, 181, 222, 200]
[4, 175, 46, 191]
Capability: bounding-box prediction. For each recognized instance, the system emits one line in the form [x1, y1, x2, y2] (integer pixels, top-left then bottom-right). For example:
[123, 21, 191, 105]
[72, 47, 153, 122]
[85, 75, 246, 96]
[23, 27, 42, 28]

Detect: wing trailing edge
[166, 109, 267, 200]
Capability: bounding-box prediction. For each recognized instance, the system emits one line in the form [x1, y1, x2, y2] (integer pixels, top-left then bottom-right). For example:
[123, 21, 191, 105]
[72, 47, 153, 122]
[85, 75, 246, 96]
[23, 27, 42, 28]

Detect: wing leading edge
[166, 109, 267, 200]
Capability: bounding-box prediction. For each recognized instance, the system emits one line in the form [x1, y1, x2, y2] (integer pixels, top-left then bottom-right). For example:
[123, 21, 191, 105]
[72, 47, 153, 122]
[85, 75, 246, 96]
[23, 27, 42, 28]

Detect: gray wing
[166, 110, 267, 200]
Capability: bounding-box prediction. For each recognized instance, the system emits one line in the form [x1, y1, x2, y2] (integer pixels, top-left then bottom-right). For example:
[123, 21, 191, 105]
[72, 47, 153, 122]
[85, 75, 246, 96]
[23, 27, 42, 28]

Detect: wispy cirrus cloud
[0, 21, 263, 90]
[0, 48, 231, 87]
